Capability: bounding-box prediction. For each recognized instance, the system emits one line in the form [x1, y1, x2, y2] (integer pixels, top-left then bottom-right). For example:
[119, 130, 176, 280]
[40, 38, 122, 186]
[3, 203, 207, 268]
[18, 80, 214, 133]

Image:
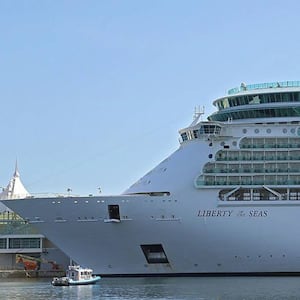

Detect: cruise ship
[4, 81, 300, 276]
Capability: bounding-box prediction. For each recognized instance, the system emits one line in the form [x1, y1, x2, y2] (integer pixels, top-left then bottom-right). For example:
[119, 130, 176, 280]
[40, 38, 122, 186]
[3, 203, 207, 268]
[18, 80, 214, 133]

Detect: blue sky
[0, 0, 300, 195]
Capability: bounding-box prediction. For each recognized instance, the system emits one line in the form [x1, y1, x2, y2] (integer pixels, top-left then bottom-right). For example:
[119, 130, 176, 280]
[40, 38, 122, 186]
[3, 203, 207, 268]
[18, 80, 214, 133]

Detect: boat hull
[52, 276, 100, 286]
[68, 276, 101, 285]
[4, 192, 300, 276]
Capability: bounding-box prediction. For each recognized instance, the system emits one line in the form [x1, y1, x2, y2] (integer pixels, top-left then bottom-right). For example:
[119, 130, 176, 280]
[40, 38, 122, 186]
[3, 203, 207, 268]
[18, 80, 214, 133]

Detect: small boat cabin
[66, 265, 94, 281]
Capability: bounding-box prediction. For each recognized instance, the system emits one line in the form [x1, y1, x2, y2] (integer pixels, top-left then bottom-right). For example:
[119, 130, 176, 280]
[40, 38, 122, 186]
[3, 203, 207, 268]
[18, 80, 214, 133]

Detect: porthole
[243, 129, 247, 134]
[208, 154, 213, 159]
[255, 129, 259, 134]
[283, 128, 287, 134]
[232, 141, 237, 146]
[266, 128, 271, 134]
[220, 141, 225, 146]
[291, 128, 296, 134]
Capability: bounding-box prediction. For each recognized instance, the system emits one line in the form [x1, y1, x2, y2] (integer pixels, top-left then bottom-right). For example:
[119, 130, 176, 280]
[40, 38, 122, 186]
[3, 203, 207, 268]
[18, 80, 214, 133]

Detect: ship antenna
[190, 106, 205, 126]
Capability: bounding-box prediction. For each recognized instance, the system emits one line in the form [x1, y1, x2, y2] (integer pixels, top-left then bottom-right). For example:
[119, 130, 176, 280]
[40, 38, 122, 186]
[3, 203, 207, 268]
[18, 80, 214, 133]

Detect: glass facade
[0, 238, 6, 249]
[209, 106, 300, 122]
[208, 89, 300, 122]
[180, 124, 222, 143]
[217, 92, 300, 111]
[9, 238, 40, 249]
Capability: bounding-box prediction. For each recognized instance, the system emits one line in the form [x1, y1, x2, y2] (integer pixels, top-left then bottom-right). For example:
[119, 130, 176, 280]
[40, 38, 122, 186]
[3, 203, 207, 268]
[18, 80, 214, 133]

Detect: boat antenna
[190, 106, 205, 126]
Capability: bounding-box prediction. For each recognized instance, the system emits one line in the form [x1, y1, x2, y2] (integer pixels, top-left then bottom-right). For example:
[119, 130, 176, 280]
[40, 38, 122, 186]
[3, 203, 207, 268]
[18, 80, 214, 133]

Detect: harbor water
[1, 276, 300, 300]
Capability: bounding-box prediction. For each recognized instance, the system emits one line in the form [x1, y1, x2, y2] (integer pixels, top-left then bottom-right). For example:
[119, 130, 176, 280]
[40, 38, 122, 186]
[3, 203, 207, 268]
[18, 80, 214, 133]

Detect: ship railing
[27, 193, 81, 199]
[228, 81, 300, 95]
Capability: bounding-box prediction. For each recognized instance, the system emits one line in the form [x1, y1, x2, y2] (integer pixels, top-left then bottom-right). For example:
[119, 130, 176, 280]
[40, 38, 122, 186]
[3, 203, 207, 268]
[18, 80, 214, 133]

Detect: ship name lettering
[197, 210, 233, 217]
[249, 210, 268, 217]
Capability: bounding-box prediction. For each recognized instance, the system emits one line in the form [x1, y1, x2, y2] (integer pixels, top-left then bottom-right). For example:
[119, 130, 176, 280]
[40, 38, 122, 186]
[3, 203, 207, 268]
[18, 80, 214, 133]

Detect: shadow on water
[1, 276, 300, 299]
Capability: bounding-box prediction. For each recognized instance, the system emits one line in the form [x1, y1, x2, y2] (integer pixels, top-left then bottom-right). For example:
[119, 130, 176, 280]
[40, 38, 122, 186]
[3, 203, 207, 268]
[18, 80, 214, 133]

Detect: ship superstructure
[3, 81, 300, 276]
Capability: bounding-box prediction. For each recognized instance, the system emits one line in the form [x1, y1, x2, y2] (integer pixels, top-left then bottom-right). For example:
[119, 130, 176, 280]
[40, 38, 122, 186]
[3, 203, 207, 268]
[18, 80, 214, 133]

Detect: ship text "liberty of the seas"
[197, 209, 268, 217]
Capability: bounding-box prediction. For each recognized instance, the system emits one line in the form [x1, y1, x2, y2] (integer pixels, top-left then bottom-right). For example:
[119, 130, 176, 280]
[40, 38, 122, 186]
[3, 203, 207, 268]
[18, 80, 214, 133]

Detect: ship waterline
[4, 81, 300, 276]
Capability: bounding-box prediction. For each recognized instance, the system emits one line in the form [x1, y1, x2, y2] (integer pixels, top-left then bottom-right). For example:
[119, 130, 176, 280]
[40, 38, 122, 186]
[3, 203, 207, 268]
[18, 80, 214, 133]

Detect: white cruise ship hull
[3, 193, 300, 275]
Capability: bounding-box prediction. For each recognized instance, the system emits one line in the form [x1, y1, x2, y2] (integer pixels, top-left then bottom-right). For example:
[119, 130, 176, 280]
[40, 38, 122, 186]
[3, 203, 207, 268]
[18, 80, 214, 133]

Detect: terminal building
[0, 164, 69, 273]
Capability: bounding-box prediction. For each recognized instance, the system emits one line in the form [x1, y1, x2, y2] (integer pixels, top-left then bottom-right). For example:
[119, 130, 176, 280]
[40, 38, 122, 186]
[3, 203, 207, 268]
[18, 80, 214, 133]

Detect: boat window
[108, 205, 120, 220]
[193, 130, 199, 138]
[140, 244, 169, 264]
[208, 106, 300, 122]
[216, 91, 300, 111]
[199, 124, 221, 135]
[181, 132, 188, 141]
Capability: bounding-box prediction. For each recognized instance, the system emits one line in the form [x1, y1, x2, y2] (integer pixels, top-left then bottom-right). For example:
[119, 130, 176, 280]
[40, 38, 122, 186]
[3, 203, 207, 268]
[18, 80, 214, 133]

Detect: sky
[0, 0, 300, 196]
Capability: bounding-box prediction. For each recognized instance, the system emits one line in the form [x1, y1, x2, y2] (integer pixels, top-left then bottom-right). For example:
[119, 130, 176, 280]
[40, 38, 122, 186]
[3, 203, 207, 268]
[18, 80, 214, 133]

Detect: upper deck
[209, 81, 300, 122]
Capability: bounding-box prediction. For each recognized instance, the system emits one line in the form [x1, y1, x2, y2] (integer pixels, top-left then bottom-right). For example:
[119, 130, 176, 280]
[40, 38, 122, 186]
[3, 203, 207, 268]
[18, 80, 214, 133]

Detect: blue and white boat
[52, 265, 100, 286]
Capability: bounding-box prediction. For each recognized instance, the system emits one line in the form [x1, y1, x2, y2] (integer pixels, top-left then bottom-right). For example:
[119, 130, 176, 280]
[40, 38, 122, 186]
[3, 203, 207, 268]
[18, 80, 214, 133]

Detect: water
[1, 276, 300, 300]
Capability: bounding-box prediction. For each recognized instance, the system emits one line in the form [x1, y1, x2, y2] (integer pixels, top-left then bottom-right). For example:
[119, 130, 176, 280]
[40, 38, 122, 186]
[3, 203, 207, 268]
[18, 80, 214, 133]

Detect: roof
[0, 162, 31, 201]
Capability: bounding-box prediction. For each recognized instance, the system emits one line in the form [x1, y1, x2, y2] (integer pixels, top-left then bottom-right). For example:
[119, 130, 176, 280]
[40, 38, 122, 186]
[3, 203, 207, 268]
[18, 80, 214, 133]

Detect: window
[108, 205, 120, 220]
[141, 244, 169, 264]
[9, 238, 40, 249]
[193, 130, 199, 138]
[0, 238, 6, 249]
[181, 132, 188, 141]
